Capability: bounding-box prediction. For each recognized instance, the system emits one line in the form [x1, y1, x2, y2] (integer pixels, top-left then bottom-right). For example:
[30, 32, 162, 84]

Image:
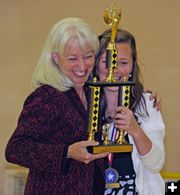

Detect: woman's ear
[51, 52, 59, 64]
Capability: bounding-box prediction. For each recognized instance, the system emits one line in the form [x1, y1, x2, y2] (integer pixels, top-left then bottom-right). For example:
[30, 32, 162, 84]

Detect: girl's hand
[114, 106, 140, 137]
[144, 88, 162, 111]
[114, 106, 152, 155]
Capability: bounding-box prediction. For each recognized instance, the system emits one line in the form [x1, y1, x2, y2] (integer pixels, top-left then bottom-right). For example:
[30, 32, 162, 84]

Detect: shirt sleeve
[5, 89, 69, 174]
[136, 93, 165, 173]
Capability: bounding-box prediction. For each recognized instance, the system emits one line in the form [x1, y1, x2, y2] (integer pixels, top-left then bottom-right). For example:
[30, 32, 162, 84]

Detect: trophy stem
[106, 68, 116, 82]
[88, 131, 95, 141]
[116, 129, 127, 144]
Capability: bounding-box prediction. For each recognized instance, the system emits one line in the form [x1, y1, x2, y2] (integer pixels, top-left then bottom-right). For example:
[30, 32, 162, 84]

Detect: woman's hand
[144, 88, 162, 111]
[67, 140, 109, 164]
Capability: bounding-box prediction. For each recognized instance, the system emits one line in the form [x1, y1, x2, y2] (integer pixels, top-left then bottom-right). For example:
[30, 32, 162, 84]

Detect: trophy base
[105, 182, 120, 189]
[88, 143, 133, 154]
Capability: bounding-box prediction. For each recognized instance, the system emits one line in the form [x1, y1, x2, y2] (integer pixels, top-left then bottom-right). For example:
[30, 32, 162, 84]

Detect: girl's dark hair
[93, 28, 147, 119]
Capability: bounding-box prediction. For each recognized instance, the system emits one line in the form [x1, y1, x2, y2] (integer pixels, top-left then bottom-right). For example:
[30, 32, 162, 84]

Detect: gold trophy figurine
[86, 4, 134, 154]
[104, 4, 121, 44]
[103, 4, 121, 82]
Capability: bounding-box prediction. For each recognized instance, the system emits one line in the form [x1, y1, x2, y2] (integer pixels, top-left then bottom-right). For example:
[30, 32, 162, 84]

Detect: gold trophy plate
[89, 143, 133, 154]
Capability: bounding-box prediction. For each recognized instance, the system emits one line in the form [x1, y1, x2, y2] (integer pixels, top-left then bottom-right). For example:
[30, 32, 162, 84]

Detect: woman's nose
[78, 59, 86, 71]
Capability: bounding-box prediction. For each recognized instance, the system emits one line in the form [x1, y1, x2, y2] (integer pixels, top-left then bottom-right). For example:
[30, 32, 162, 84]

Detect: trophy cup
[86, 4, 134, 154]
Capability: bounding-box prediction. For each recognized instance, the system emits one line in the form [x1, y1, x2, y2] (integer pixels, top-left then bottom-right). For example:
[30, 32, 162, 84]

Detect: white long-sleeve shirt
[106, 93, 165, 195]
[131, 93, 165, 195]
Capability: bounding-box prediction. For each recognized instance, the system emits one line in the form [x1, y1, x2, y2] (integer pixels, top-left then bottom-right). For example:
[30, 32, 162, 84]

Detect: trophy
[86, 4, 134, 154]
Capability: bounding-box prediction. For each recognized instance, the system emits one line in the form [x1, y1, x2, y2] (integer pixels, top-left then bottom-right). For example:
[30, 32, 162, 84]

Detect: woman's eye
[68, 58, 76, 61]
[85, 54, 94, 59]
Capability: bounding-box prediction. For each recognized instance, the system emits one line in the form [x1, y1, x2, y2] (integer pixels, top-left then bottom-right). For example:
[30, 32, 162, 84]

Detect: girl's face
[98, 42, 133, 83]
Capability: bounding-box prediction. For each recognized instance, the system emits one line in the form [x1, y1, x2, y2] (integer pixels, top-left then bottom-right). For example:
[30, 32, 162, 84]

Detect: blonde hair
[32, 17, 99, 91]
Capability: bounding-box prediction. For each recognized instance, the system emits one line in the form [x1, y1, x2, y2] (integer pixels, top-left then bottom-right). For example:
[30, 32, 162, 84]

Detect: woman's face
[54, 39, 95, 87]
[98, 42, 133, 82]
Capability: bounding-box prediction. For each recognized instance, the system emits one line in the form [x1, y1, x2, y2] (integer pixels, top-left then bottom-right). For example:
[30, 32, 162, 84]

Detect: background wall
[0, 0, 180, 194]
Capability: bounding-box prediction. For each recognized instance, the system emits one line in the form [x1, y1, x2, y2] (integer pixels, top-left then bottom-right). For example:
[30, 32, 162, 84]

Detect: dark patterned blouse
[5, 85, 105, 195]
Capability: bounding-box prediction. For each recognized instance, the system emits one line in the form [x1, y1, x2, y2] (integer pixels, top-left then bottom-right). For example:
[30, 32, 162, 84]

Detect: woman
[94, 29, 165, 194]
[5, 17, 108, 195]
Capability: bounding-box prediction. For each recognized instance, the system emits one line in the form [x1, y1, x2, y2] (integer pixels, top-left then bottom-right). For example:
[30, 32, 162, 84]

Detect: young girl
[95, 29, 165, 195]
